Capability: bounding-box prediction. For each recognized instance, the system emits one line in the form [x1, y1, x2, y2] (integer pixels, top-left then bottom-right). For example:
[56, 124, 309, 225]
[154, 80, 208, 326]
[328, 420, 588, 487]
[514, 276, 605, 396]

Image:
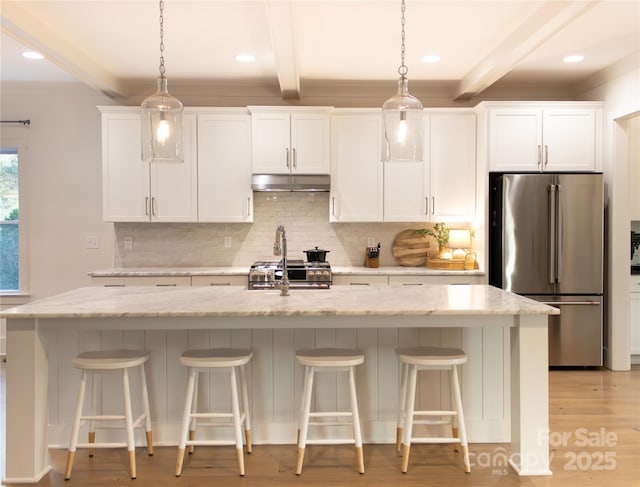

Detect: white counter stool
[175, 349, 253, 477]
[65, 349, 153, 480]
[396, 346, 470, 474]
[295, 348, 365, 475]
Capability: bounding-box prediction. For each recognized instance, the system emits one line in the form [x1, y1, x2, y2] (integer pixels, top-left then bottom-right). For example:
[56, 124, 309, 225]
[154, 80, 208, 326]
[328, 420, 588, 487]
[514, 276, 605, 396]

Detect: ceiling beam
[264, 0, 300, 100]
[454, 0, 600, 100]
[0, 1, 127, 99]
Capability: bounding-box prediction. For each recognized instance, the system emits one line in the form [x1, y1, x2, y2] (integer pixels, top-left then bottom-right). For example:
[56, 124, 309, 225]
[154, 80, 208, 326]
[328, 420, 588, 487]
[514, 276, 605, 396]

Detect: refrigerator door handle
[556, 184, 563, 283]
[548, 184, 557, 284]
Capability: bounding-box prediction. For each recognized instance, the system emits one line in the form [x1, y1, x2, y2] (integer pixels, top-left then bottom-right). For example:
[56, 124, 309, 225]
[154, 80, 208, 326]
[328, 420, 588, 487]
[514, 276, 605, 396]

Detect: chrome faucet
[273, 224, 290, 296]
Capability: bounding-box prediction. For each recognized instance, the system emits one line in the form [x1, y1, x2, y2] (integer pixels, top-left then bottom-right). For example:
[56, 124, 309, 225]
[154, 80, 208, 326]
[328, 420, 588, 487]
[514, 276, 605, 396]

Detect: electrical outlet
[124, 237, 133, 250]
[86, 236, 99, 249]
[367, 237, 375, 247]
[224, 236, 232, 248]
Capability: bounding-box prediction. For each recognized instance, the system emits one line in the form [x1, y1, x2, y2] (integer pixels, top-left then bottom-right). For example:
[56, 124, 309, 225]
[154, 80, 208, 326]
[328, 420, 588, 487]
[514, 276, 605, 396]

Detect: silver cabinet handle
[286, 147, 290, 169]
[403, 283, 423, 286]
[544, 145, 549, 166]
[425, 197, 429, 215]
[208, 282, 231, 286]
[292, 147, 297, 169]
[431, 196, 435, 215]
[155, 283, 177, 287]
[331, 196, 336, 217]
[151, 197, 157, 216]
[350, 282, 370, 286]
[537, 145, 542, 167]
[247, 196, 251, 217]
[145, 196, 150, 216]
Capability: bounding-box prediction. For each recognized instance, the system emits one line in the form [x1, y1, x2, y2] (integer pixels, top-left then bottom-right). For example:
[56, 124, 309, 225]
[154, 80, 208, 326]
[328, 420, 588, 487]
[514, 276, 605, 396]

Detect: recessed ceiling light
[234, 54, 255, 63]
[421, 54, 441, 63]
[563, 55, 584, 63]
[22, 51, 44, 60]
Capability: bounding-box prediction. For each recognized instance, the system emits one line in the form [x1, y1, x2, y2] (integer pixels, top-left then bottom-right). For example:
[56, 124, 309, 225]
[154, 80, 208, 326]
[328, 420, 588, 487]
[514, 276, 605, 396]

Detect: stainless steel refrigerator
[488, 172, 604, 366]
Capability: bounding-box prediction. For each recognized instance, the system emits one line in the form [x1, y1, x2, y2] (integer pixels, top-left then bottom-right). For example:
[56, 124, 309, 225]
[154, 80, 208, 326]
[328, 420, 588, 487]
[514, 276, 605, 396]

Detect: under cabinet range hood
[251, 174, 330, 192]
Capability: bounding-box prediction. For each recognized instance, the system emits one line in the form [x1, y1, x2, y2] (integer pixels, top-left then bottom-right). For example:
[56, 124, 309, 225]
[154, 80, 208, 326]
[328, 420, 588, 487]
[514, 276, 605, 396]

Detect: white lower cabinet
[631, 277, 640, 357]
[196, 110, 253, 222]
[91, 276, 191, 287]
[191, 275, 247, 287]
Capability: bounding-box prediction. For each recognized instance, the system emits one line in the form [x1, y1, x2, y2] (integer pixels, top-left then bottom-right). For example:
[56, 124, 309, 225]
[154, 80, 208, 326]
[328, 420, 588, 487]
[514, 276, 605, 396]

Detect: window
[0, 145, 22, 292]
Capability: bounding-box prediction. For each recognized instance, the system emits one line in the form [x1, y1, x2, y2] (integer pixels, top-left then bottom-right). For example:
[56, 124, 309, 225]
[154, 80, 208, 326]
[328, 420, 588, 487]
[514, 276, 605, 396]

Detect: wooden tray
[426, 258, 479, 270]
[392, 230, 430, 266]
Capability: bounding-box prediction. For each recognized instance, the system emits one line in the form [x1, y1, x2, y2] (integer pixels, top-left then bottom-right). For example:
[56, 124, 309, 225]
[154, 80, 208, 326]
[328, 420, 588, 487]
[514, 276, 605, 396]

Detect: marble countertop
[1, 284, 557, 319]
[89, 266, 484, 277]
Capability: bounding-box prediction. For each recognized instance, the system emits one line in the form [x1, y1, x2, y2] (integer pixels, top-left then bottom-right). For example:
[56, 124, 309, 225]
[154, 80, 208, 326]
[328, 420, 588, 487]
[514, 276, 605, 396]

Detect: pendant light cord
[398, 0, 408, 78]
[158, 0, 166, 78]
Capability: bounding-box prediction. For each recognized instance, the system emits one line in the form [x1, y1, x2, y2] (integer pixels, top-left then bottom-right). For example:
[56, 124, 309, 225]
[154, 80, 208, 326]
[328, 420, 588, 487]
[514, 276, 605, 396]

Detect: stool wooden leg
[451, 365, 470, 473]
[176, 368, 197, 477]
[296, 366, 314, 475]
[189, 371, 199, 454]
[239, 364, 252, 454]
[401, 364, 418, 473]
[122, 368, 137, 479]
[139, 363, 154, 456]
[65, 369, 88, 479]
[348, 366, 365, 474]
[396, 362, 408, 452]
[88, 373, 97, 457]
[230, 367, 246, 476]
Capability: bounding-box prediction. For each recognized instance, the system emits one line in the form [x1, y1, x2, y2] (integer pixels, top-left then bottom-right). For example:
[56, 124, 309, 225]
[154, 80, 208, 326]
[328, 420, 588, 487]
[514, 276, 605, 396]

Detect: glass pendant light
[382, 0, 423, 162]
[141, 0, 184, 163]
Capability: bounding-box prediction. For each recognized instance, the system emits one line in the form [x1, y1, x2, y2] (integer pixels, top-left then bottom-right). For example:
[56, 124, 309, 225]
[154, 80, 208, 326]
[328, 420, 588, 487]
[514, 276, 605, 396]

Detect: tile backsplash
[114, 192, 469, 267]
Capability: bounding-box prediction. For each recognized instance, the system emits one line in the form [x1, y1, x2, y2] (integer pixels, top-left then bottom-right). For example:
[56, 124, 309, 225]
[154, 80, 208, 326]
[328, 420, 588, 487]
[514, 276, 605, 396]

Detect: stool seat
[65, 349, 153, 480]
[176, 348, 253, 477]
[396, 346, 470, 474]
[396, 347, 467, 366]
[296, 348, 365, 475]
[296, 348, 365, 367]
[180, 348, 253, 368]
[72, 350, 151, 369]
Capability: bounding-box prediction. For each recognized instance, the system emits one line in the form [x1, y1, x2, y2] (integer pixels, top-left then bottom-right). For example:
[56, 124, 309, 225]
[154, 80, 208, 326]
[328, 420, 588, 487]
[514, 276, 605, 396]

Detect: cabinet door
[150, 113, 198, 222]
[101, 111, 149, 222]
[251, 112, 290, 174]
[291, 113, 330, 174]
[488, 109, 542, 171]
[543, 109, 596, 171]
[631, 292, 640, 355]
[430, 113, 476, 222]
[330, 113, 383, 222]
[197, 112, 253, 222]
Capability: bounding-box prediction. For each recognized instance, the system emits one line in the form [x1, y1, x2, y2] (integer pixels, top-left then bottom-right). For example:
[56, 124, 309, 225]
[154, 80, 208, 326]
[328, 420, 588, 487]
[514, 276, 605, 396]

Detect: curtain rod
[0, 120, 30, 126]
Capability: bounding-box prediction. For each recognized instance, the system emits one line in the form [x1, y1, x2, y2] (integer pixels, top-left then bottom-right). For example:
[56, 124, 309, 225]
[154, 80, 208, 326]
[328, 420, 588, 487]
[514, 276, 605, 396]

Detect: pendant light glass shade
[141, 76, 184, 162]
[382, 77, 423, 161]
[141, 0, 183, 163]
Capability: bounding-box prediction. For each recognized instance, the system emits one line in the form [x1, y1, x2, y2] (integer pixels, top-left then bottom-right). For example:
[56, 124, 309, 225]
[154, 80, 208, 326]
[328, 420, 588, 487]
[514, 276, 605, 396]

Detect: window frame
[0, 138, 29, 298]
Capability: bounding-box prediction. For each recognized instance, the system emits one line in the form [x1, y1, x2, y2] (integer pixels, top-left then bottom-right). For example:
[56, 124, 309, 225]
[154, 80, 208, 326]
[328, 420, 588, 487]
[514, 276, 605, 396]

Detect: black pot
[304, 246, 330, 262]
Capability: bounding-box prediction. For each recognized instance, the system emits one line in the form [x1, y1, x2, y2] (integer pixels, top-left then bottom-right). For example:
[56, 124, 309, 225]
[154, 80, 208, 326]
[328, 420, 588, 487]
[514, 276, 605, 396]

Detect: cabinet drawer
[389, 275, 485, 285]
[91, 276, 191, 287]
[333, 275, 388, 286]
[191, 275, 247, 287]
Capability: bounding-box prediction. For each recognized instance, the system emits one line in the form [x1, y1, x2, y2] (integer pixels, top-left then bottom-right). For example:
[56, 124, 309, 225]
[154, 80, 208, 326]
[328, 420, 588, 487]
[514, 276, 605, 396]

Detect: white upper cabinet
[330, 109, 384, 222]
[197, 110, 253, 222]
[249, 107, 331, 174]
[478, 102, 603, 172]
[384, 110, 476, 223]
[100, 107, 197, 222]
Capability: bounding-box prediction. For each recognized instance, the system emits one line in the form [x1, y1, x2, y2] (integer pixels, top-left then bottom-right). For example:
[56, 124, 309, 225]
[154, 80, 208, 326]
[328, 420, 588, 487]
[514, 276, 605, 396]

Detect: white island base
[2, 284, 557, 483]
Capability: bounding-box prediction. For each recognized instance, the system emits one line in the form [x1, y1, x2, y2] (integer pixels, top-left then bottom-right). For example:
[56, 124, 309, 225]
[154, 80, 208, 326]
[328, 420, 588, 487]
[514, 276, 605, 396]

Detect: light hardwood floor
[1, 362, 638, 486]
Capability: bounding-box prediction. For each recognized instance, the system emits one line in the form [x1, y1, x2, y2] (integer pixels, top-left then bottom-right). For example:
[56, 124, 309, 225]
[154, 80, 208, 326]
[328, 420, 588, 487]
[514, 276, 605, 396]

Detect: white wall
[580, 53, 640, 370]
[0, 82, 116, 303]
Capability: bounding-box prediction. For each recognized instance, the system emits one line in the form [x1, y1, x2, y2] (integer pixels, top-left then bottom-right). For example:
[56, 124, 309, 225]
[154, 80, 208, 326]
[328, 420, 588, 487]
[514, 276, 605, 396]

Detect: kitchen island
[2, 284, 557, 483]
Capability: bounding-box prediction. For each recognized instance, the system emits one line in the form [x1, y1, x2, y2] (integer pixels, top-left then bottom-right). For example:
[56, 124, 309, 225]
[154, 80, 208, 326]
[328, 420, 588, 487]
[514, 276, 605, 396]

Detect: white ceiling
[1, 0, 639, 102]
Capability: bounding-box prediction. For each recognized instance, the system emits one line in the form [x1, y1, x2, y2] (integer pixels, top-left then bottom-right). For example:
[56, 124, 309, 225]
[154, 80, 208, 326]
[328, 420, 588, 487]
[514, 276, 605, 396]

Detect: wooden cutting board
[392, 230, 430, 266]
